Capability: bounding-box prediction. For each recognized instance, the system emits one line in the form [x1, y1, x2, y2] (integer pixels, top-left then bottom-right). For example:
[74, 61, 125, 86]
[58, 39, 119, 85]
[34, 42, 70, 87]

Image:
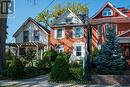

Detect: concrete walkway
[0, 74, 126, 87]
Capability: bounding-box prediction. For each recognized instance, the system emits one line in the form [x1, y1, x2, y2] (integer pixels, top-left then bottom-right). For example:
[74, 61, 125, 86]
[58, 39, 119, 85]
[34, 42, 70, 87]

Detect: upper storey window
[102, 7, 113, 16]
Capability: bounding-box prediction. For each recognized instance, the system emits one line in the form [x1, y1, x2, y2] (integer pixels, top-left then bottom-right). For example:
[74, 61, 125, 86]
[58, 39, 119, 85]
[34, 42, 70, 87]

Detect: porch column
[36, 45, 39, 59]
[40, 49, 43, 60]
[17, 46, 20, 58]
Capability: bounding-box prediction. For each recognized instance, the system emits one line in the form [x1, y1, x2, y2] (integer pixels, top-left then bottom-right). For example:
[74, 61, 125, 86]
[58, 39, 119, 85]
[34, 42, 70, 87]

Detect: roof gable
[91, 2, 128, 19]
[13, 17, 49, 37]
[51, 8, 83, 26]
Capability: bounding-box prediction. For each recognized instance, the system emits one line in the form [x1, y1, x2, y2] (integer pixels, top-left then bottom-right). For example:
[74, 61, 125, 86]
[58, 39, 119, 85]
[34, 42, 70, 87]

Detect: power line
[41, 0, 56, 12]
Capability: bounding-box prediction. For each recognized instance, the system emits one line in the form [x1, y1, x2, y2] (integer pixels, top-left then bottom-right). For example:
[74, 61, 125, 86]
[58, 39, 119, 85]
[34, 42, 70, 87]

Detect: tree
[35, 2, 88, 27]
[50, 53, 70, 81]
[95, 25, 127, 75]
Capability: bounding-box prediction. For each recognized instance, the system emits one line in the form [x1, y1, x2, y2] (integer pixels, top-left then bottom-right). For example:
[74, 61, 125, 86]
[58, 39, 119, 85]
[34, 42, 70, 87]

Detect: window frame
[73, 43, 85, 57]
[65, 17, 73, 24]
[23, 30, 29, 42]
[102, 7, 113, 16]
[55, 28, 65, 39]
[73, 27, 84, 38]
[34, 30, 40, 41]
[55, 45, 64, 53]
[75, 45, 82, 57]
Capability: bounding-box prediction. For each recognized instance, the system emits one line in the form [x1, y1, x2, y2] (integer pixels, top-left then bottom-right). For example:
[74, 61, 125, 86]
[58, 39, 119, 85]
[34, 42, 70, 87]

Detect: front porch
[6, 42, 47, 59]
[118, 37, 130, 68]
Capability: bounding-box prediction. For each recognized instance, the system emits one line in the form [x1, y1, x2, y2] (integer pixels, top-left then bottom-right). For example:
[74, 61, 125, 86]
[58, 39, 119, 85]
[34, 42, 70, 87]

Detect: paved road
[0, 74, 125, 87]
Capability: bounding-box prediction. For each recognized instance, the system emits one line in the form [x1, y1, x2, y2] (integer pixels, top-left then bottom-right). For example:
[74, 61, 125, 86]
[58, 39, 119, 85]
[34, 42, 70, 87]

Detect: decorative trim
[91, 2, 128, 19]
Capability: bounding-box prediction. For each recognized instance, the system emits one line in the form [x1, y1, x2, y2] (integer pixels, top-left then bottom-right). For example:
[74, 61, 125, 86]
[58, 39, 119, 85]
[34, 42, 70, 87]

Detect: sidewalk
[0, 75, 126, 87]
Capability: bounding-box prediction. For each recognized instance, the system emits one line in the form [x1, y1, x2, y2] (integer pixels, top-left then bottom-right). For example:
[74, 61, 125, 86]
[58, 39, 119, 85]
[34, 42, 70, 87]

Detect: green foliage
[92, 47, 99, 59]
[43, 50, 57, 62]
[51, 2, 88, 17]
[7, 58, 24, 79]
[5, 49, 14, 60]
[35, 10, 51, 28]
[63, 52, 71, 63]
[69, 67, 83, 81]
[35, 2, 88, 27]
[70, 62, 81, 67]
[20, 67, 50, 79]
[23, 49, 36, 66]
[50, 54, 70, 81]
[95, 26, 127, 75]
[36, 59, 51, 69]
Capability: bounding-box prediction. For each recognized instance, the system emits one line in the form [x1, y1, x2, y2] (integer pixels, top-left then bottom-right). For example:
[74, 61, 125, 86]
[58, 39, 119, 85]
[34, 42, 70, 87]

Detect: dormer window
[102, 7, 113, 16]
[65, 17, 72, 24]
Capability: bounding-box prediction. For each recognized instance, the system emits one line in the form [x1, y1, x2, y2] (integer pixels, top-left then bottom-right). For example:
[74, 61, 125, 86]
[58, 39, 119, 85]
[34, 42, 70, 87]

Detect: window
[57, 29, 62, 38]
[105, 23, 117, 35]
[102, 7, 113, 16]
[73, 27, 83, 38]
[66, 17, 72, 23]
[23, 31, 29, 42]
[55, 29, 64, 39]
[76, 46, 82, 56]
[34, 30, 40, 41]
[55, 45, 64, 53]
[105, 23, 110, 34]
[98, 25, 102, 36]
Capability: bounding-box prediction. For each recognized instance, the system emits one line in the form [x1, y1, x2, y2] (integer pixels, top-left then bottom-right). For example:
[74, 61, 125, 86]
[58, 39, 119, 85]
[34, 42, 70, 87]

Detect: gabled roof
[91, 2, 128, 19]
[118, 29, 130, 37]
[13, 17, 50, 37]
[51, 8, 83, 26]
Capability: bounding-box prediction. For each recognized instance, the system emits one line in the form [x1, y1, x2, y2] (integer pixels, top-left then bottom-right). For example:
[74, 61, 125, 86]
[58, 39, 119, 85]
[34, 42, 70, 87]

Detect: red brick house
[50, 9, 87, 62]
[90, 2, 130, 65]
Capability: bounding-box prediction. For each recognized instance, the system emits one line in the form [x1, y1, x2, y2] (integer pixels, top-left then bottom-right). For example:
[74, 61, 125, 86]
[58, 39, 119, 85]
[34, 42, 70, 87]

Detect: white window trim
[54, 28, 65, 39]
[102, 7, 113, 16]
[73, 42, 85, 57]
[55, 45, 64, 53]
[72, 27, 84, 38]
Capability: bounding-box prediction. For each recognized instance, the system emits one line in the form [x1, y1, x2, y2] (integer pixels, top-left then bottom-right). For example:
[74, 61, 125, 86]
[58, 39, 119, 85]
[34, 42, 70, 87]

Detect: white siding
[16, 32, 23, 43]
[55, 11, 82, 25]
[15, 22, 49, 46]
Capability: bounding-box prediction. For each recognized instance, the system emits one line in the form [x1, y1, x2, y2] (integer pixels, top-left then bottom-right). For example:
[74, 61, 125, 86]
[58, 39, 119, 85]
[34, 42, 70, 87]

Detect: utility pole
[83, 15, 92, 81]
[0, 0, 10, 75]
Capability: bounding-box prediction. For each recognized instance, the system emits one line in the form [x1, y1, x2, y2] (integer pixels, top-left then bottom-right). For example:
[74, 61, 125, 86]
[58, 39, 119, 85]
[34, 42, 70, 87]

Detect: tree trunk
[0, 0, 8, 74]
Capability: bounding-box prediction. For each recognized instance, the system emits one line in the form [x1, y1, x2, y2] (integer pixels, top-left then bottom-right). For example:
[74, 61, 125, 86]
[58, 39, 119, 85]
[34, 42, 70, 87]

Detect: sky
[6, 0, 130, 43]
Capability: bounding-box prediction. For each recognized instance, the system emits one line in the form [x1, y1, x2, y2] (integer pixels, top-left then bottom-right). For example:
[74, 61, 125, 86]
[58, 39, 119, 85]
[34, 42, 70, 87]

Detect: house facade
[90, 2, 130, 66]
[7, 17, 50, 59]
[50, 9, 87, 62]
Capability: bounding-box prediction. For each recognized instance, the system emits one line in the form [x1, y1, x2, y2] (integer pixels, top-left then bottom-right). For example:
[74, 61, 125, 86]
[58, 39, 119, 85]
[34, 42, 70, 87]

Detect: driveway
[0, 74, 125, 87]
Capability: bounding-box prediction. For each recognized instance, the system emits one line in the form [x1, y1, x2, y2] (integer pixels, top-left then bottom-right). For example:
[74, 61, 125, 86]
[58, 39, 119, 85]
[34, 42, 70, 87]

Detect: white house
[7, 17, 50, 59]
